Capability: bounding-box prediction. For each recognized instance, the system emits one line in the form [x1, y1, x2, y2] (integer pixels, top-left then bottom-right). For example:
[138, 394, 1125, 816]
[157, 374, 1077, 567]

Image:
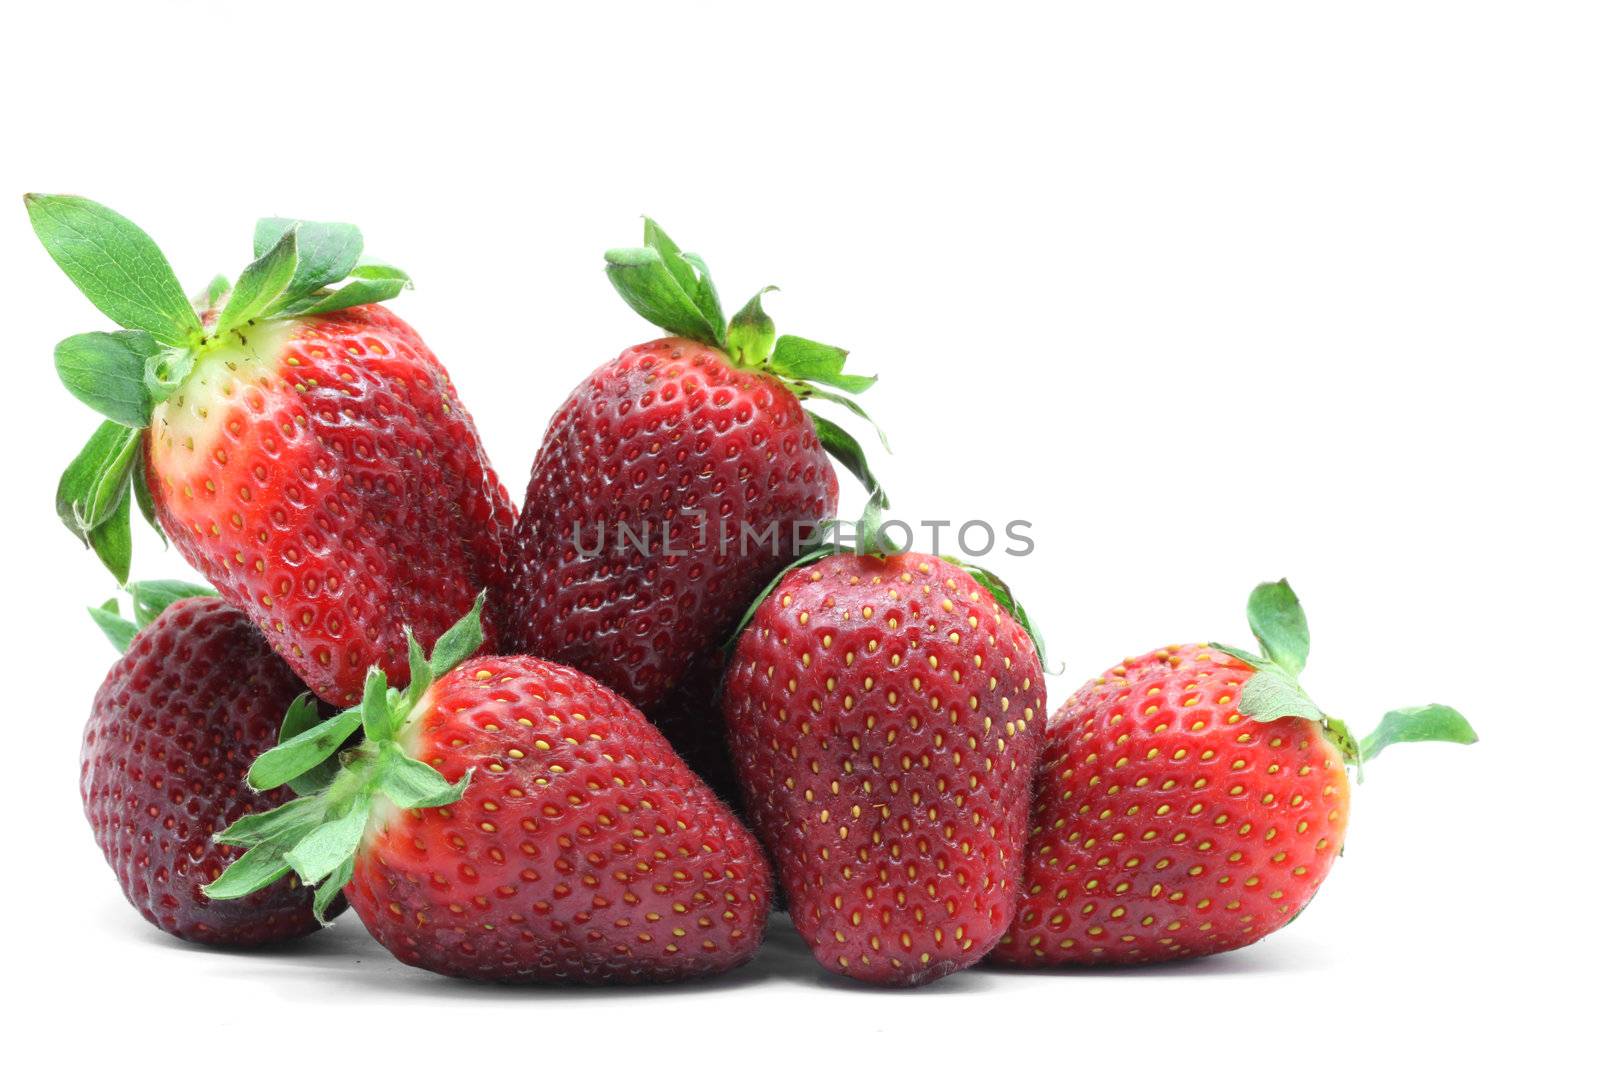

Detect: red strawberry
[991, 580, 1476, 966]
[29, 196, 515, 707]
[503, 221, 884, 710]
[207, 598, 771, 984]
[722, 550, 1048, 985]
[82, 581, 342, 945]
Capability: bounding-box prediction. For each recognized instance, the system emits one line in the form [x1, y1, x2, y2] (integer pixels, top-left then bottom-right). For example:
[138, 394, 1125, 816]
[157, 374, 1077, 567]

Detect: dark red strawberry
[722, 549, 1048, 986]
[650, 649, 745, 817]
[29, 196, 515, 707]
[991, 580, 1476, 966]
[82, 581, 343, 946]
[503, 221, 884, 710]
[206, 598, 771, 984]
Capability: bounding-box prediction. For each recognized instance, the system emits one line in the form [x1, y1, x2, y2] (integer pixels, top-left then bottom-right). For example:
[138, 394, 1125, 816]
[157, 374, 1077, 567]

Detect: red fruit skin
[503, 339, 838, 711]
[991, 644, 1352, 966]
[723, 552, 1047, 986]
[146, 305, 517, 708]
[81, 597, 339, 946]
[346, 654, 771, 983]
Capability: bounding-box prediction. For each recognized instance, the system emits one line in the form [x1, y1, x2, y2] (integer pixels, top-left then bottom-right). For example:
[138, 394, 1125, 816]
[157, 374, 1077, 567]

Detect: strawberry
[503, 221, 885, 710]
[28, 195, 515, 707]
[722, 549, 1048, 986]
[206, 598, 772, 984]
[82, 580, 342, 945]
[991, 579, 1476, 966]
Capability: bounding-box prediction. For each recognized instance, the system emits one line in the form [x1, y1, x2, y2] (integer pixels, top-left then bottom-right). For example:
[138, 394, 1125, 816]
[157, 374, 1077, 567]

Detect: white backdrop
[3, 2, 1593, 1062]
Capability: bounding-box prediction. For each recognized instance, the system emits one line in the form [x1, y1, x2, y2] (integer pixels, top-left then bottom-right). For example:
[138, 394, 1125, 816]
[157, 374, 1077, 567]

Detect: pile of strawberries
[35, 196, 1477, 987]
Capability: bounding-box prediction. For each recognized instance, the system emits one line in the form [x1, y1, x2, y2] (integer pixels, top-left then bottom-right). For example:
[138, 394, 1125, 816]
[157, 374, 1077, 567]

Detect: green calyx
[604, 218, 888, 504]
[1214, 579, 1478, 779]
[202, 594, 488, 920]
[26, 194, 413, 583]
[88, 578, 216, 654]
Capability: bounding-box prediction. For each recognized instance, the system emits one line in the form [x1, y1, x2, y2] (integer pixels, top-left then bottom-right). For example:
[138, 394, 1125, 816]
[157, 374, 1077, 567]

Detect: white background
[2, 2, 1594, 1062]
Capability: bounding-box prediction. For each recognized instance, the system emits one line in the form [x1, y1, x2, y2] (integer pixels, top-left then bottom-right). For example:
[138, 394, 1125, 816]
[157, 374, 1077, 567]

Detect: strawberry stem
[1222, 580, 1476, 776]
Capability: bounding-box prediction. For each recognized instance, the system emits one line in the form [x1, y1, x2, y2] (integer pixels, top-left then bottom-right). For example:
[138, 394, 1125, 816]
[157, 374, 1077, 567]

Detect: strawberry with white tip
[28, 195, 515, 707]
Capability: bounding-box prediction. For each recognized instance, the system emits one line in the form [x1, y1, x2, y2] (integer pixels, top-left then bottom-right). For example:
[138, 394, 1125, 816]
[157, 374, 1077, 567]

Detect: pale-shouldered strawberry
[28, 196, 516, 707]
[82, 580, 343, 945]
[722, 548, 1048, 986]
[503, 221, 885, 711]
[206, 597, 771, 984]
[991, 580, 1476, 967]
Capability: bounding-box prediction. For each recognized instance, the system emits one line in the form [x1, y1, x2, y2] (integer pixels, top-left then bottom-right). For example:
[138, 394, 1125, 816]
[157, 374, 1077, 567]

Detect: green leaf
[54, 331, 157, 427]
[278, 693, 323, 742]
[349, 259, 410, 283]
[427, 592, 488, 678]
[1247, 579, 1310, 676]
[1359, 705, 1477, 761]
[794, 383, 890, 451]
[680, 253, 724, 330]
[359, 667, 394, 744]
[88, 600, 138, 654]
[247, 708, 362, 790]
[217, 225, 298, 334]
[810, 413, 888, 506]
[24, 194, 201, 347]
[130, 449, 164, 544]
[254, 217, 363, 304]
[770, 335, 876, 394]
[57, 421, 140, 544]
[276, 692, 340, 796]
[83, 427, 141, 531]
[194, 274, 231, 310]
[728, 288, 778, 368]
[1209, 642, 1272, 671]
[401, 628, 432, 718]
[214, 793, 325, 847]
[143, 345, 196, 407]
[604, 245, 723, 347]
[284, 801, 370, 884]
[205, 794, 331, 900]
[202, 841, 294, 900]
[857, 488, 892, 555]
[58, 420, 142, 582]
[1237, 666, 1325, 724]
[291, 276, 409, 316]
[378, 743, 470, 808]
[313, 856, 352, 922]
[128, 578, 214, 627]
[1322, 715, 1362, 766]
[88, 492, 134, 584]
[643, 219, 723, 335]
